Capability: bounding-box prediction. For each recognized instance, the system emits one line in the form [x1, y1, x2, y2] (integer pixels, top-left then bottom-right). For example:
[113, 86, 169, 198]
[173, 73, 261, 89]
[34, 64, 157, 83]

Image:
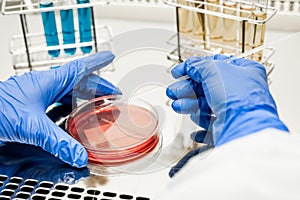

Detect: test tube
[192, 12, 203, 36]
[191, 0, 207, 49]
[192, 1, 205, 37]
[239, 3, 255, 52]
[60, 0, 76, 55]
[222, 0, 238, 52]
[40, 0, 60, 57]
[249, 10, 267, 61]
[206, 0, 222, 41]
[178, 0, 193, 33]
[77, 0, 92, 54]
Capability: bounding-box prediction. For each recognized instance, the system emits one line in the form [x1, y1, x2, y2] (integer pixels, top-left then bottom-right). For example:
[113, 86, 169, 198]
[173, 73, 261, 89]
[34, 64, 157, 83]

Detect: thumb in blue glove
[167, 54, 288, 146]
[0, 51, 121, 168]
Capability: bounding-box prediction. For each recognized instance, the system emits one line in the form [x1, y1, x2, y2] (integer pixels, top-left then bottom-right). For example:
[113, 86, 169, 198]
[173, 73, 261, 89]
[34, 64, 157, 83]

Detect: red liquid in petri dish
[67, 101, 160, 167]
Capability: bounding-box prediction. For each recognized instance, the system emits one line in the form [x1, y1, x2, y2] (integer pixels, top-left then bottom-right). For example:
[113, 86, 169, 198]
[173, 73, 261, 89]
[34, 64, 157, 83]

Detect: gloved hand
[166, 54, 289, 147]
[0, 142, 90, 184]
[0, 51, 121, 168]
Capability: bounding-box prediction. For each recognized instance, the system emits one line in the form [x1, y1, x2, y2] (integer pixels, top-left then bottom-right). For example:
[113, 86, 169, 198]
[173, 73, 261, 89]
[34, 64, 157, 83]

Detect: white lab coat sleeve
[154, 128, 300, 200]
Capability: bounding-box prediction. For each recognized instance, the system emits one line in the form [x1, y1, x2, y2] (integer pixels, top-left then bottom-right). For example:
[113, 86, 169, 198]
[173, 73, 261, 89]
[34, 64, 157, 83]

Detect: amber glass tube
[239, 4, 255, 52]
[192, 1, 205, 36]
[250, 10, 267, 61]
[222, 1, 238, 51]
[178, 0, 193, 33]
[207, 0, 222, 40]
[193, 11, 204, 36]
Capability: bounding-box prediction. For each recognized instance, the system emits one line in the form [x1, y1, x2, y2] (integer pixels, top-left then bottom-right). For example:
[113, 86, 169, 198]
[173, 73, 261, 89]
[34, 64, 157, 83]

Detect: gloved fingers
[208, 54, 232, 61]
[74, 73, 122, 99]
[166, 79, 199, 100]
[171, 98, 206, 114]
[184, 54, 230, 67]
[32, 116, 88, 168]
[184, 55, 239, 83]
[203, 54, 265, 72]
[190, 109, 212, 130]
[35, 51, 115, 107]
[185, 58, 219, 84]
[170, 54, 228, 81]
[73, 51, 115, 79]
[171, 56, 208, 79]
[229, 57, 266, 71]
[59, 72, 123, 105]
[171, 62, 186, 78]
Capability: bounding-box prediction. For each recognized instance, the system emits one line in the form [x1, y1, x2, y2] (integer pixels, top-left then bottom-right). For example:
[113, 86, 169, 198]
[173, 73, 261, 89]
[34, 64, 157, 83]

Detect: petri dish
[66, 95, 162, 171]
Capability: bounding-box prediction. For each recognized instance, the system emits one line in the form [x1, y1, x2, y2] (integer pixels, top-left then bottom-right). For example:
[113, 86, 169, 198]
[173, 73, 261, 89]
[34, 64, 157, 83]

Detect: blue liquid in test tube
[40, 0, 60, 57]
[60, 9, 76, 55]
[77, 0, 93, 54]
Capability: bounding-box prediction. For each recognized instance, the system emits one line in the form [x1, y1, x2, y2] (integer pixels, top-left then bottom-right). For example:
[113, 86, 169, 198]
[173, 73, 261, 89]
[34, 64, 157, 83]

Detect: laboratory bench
[0, 2, 300, 199]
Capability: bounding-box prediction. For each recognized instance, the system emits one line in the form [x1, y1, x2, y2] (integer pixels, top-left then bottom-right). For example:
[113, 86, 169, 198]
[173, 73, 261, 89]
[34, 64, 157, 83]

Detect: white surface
[267, 32, 300, 134]
[0, 6, 300, 198]
[155, 128, 300, 200]
[0, 14, 18, 80]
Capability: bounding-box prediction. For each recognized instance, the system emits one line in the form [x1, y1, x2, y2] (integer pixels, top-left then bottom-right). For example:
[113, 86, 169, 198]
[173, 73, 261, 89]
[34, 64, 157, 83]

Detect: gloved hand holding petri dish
[65, 47, 201, 175]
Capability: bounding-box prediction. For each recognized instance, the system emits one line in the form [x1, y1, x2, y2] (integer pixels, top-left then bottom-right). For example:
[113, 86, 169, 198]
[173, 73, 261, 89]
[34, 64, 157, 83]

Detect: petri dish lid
[66, 95, 161, 168]
[67, 95, 159, 151]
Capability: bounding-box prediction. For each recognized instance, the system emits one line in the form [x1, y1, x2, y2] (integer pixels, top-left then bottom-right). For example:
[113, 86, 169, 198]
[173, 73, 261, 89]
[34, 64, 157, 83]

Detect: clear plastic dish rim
[86, 134, 160, 157]
[66, 95, 162, 153]
[87, 133, 161, 165]
[87, 132, 164, 176]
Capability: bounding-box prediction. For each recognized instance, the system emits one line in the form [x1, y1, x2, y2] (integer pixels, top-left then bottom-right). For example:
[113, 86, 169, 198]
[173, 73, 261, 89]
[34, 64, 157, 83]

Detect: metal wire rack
[1, 0, 108, 15]
[1, 0, 114, 74]
[10, 25, 113, 74]
[166, 33, 275, 81]
[164, 0, 277, 24]
[162, 0, 278, 78]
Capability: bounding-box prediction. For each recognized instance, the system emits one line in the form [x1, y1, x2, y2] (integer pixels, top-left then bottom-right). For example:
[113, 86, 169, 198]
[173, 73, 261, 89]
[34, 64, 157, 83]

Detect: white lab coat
[155, 128, 300, 200]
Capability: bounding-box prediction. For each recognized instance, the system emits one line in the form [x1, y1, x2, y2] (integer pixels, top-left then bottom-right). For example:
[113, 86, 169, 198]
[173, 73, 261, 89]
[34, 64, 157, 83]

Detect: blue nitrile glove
[166, 54, 289, 146]
[0, 51, 121, 168]
[0, 142, 90, 186]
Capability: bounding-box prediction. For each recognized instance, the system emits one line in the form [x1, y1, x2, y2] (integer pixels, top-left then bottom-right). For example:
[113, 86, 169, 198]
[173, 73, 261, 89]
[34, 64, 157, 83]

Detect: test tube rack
[163, 0, 277, 76]
[1, 0, 114, 74]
